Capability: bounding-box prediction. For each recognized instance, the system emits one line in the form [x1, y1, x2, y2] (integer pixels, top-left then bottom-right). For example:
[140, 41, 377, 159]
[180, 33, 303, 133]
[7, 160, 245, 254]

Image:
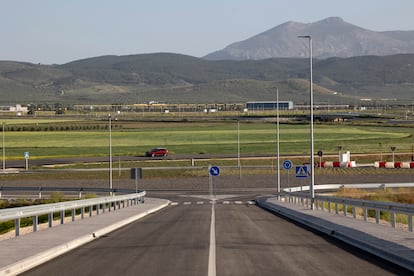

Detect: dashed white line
[172, 200, 255, 206]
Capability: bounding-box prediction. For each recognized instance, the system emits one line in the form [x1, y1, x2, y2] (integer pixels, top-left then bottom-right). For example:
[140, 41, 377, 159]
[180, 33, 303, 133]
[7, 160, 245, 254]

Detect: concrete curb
[256, 198, 414, 272]
[0, 201, 170, 276]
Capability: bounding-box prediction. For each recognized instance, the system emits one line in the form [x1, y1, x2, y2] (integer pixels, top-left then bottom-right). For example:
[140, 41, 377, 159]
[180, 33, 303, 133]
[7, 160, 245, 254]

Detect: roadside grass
[2, 162, 414, 181]
[333, 187, 414, 226]
[336, 187, 414, 204]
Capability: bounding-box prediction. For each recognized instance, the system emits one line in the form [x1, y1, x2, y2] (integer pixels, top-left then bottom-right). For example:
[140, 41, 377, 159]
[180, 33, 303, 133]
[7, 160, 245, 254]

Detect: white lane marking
[171, 202, 179, 206]
[234, 201, 243, 204]
[222, 201, 230, 204]
[208, 202, 216, 276]
[183, 202, 192, 205]
[197, 201, 204, 205]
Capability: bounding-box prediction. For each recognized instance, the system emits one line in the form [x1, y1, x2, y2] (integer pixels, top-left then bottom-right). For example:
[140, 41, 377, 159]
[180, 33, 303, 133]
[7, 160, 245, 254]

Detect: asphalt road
[5, 156, 413, 275]
[23, 194, 408, 276]
[215, 197, 405, 275]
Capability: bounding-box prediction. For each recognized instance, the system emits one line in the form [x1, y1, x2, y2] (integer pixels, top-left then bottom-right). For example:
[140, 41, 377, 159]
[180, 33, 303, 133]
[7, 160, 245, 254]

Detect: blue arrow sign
[283, 160, 293, 170]
[209, 166, 220, 176]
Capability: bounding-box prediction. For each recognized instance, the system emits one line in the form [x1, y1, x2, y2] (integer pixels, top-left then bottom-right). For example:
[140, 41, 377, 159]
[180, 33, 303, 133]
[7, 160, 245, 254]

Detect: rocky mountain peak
[204, 17, 414, 60]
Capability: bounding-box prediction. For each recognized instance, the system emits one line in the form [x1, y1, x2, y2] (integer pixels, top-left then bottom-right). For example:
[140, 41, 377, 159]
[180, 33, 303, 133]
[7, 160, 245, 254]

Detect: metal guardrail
[282, 184, 414, 232]
[283, 182, 414, 193]
[0, 186, 138, 199]
[0, 191, 146, 237]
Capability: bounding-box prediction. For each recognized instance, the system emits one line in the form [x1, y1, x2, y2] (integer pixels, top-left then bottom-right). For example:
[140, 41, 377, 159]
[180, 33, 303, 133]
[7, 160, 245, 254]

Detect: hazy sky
[1, 0, 414, 64]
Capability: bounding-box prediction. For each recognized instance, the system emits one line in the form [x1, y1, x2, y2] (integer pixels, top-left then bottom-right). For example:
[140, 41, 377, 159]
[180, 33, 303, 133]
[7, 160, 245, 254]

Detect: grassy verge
[333, 187, 414, 226]
[336, 187, 414, 204]
[1, 121, 413, 159]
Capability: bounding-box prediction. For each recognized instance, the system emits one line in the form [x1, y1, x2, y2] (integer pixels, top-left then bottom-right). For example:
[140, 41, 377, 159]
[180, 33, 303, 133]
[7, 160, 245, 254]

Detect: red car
[146, 148, 168, 157]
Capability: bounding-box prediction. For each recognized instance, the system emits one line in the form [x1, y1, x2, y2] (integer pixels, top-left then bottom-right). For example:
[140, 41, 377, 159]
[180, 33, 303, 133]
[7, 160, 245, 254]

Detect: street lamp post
[2, 123, 5, 173]
[237, 120, 241, 179]
[109, 114, 113, 195]
[276, 87, 280, 195]
[299, 35, 315, 209]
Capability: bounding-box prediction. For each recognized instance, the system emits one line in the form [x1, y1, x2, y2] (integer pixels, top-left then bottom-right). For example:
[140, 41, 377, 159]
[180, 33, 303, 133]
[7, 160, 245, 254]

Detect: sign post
[24, 152, 29, 171]
[130, 168, 142, 193]
[209, 165, 220, 198]
[317, 150, 323, 169]
[283, 160, 293, 188]
[296, 165, 309, 195]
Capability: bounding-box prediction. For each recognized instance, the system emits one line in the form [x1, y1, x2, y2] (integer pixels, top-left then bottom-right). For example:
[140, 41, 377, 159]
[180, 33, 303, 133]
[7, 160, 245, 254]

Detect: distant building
[245, 101, 293, 111]
[0, 104, 28, 115]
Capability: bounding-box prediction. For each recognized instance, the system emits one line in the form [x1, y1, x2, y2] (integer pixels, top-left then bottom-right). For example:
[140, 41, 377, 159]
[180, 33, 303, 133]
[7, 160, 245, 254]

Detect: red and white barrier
[374, 161, 414, 168]
[317, 161, 356, 168]
[318, 161, 414, 169]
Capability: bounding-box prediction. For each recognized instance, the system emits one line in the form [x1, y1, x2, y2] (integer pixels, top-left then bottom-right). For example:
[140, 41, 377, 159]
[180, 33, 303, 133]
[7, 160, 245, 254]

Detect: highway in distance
[23, 194, 410, 275]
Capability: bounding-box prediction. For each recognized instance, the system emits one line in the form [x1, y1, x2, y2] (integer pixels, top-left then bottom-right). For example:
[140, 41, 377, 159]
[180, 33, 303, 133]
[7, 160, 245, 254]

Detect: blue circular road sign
[282, 160, 293, 170]
[209, 166, 220, 176]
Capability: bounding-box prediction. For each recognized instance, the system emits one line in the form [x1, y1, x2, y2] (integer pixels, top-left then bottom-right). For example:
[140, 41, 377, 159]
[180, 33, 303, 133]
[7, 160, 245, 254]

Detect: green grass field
[1, 120, 413, 160]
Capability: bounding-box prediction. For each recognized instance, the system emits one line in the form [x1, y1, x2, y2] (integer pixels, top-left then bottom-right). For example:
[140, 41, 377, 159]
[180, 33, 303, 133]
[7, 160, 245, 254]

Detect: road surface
[22, 194, 409, 275]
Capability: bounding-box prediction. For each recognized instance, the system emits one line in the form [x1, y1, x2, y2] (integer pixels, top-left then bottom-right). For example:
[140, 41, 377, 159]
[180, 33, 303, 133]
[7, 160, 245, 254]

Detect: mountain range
[1, 53, 413, 106]
[1, 17, 414, 106]
[204, 17, 414, 60]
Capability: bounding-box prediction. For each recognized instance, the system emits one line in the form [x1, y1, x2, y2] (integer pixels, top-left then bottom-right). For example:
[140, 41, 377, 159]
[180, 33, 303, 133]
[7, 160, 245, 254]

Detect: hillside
[0, 53, 414, 105]
[204, 17, 414, 60]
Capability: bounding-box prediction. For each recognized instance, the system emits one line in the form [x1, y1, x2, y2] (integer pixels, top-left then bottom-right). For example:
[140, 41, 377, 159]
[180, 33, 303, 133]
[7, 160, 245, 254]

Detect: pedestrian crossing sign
[295, 165, 308, 178]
